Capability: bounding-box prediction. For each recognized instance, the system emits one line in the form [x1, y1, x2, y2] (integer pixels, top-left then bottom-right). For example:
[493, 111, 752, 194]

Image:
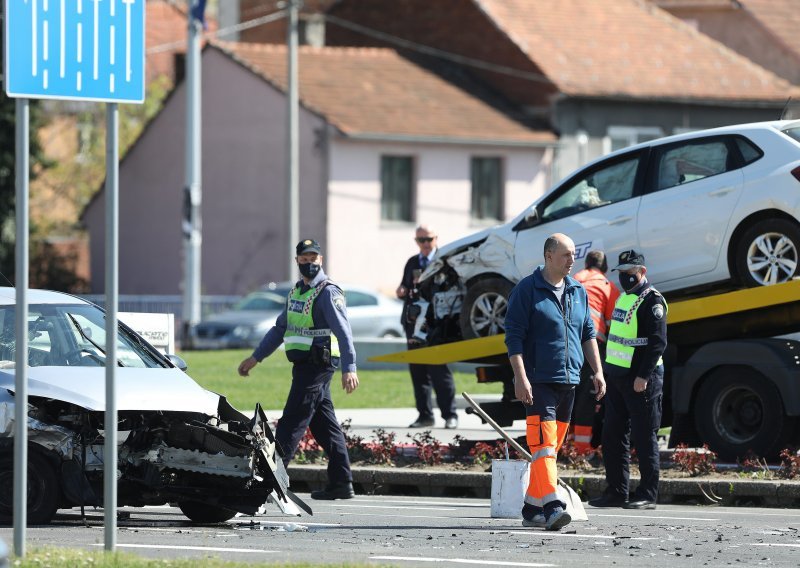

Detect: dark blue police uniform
[251, 267, 356, 493]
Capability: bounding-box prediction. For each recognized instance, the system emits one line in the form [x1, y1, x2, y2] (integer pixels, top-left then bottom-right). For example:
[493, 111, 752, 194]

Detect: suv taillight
[793, 166, 800, 183]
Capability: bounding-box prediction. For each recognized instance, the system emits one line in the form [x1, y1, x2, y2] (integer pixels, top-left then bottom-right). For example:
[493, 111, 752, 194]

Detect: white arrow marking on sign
[110, 73, 115, 93]
[43, 20, 49, 61]
[93, 0, 100, 80]
[77, 23, 83, 62]
[110, 0, 115, 17]
[60, 0, 65, 77]
[43, 69, 48, 89]
[123, 0, 134, 82]
[43, 0, 48, 11]
[32, 0, 38, 76]
[78, 0, 82, 13]
[110, 25, 115, 65]
[77, 71, 82, 91]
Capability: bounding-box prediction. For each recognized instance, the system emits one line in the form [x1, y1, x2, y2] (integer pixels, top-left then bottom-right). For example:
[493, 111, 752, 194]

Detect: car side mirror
[166, 353, 188, 372]
[512, 207, 540, 231]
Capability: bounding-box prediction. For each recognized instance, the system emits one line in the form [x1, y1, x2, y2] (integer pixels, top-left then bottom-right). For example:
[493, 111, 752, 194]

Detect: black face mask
[618, 272, 640, 292]
[299, 262, 320, 279]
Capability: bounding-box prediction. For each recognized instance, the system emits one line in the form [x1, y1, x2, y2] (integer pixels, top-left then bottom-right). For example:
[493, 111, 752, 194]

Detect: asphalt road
[2, 495, 799, 567]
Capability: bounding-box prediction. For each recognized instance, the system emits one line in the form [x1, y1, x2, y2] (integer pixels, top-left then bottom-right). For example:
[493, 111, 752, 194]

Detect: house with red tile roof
[318, 0, 796, 178]
[655, 0, 800, 87]
[80, 43, 557, 296]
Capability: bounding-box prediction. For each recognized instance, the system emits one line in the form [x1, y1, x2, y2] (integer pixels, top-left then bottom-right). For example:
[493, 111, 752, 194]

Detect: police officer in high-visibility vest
[238, 239, 359, 500]
[589, 249, 667, 510]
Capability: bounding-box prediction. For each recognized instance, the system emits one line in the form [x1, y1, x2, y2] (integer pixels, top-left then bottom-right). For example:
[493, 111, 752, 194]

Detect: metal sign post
[4, 0, 145, 554]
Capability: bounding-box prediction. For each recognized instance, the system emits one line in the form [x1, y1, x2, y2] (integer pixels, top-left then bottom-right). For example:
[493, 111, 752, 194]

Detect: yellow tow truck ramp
[370, 279, 800, 366]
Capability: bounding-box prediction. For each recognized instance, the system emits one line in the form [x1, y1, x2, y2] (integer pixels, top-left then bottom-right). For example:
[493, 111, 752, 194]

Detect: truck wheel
[733, 219, 800, 287]
[178, 500, 237, 523]
[0, 450, 61, 525]
[459, 278, 514, 339]
[694, 367, 795, 461]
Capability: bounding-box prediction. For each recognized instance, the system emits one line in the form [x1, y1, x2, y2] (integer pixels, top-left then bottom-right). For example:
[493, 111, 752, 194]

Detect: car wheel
[734, 219, 800, 287]
[459, 278, 514, 339]
[0, 450, 61, 525]
[694, 366, 795, 461]
[178, 500, 237, 523]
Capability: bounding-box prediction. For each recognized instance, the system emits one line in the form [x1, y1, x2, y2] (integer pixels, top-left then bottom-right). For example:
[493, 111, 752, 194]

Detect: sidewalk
[274, 402, 800, 508]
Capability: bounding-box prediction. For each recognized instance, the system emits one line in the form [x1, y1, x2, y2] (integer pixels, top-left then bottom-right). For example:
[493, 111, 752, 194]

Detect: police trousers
[275, 361, 352, 485]
[601, 365, 664, 502]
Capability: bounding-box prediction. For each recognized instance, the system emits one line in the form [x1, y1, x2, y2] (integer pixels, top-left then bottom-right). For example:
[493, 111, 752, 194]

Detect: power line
[324, 14, 552, 85]
[146, 9, 288, 54]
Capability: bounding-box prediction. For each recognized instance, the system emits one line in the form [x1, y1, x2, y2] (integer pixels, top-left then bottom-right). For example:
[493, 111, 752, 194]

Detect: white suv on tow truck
[418, 120, 800, 342]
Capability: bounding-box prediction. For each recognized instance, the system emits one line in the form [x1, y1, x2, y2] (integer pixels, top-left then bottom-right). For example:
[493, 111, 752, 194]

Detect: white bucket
[490, 459, 530, 518]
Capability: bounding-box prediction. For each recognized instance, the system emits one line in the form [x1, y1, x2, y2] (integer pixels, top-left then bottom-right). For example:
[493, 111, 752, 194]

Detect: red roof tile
[476, 0, 796, 101]
[740, 0, 800, 60]
[216, 42, 555, 143]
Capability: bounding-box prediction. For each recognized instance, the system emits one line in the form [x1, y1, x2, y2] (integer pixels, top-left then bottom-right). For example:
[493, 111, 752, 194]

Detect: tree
[0, 91, 50, 286]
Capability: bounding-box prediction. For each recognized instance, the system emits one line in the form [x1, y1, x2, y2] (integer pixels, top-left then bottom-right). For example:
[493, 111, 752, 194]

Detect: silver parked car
[0, 287, 306, 524]
[190, 282, 404, 349]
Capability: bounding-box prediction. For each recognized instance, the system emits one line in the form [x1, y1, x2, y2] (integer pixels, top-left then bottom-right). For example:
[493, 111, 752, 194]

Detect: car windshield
[234, 291, 288, 311]
[0, 303, 166, 368]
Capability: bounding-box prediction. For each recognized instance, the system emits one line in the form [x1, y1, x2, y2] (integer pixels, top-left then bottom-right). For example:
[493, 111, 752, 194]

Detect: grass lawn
[179, 349, 503, 411]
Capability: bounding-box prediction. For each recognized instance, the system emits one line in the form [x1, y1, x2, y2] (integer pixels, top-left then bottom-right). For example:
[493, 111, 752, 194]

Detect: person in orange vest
[571, 250, 620, 454]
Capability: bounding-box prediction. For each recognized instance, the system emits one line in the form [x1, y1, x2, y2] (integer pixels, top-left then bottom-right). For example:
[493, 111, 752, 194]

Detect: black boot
[310, 482, 355, 500]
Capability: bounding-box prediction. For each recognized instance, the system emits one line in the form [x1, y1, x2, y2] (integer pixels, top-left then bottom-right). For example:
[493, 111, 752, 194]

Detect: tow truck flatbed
[369, 279, 800, 365]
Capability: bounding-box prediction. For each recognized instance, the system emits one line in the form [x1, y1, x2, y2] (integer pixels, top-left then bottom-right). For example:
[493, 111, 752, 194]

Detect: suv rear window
[782, 127, 800, 144]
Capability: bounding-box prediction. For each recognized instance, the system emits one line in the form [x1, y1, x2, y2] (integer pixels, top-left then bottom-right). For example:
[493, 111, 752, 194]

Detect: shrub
[777, 448, 800, 480]
[409, 430, 445, 466]
[293, 428, 323, 464]
[672, 443, 717, 476]
[367, 428, 397, 465]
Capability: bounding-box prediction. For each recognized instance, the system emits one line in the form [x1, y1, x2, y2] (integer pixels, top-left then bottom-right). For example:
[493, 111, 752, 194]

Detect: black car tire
[459, 278, 514, 339]
[0, 449, 61, 525]
[733, 219, 800, 287]
[694, 366, 795, 461]
[178, 500, 238, 523]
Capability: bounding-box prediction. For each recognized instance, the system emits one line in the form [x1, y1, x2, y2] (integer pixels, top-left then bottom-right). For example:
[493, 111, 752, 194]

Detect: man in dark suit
[396, 225, 458, 429]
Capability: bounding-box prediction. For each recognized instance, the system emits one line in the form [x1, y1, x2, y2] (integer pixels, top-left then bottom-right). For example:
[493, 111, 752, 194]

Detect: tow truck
[370, 280, 800, 460]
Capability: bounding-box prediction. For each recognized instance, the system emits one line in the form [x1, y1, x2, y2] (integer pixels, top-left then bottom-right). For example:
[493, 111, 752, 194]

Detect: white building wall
[325, 139, 553, 296]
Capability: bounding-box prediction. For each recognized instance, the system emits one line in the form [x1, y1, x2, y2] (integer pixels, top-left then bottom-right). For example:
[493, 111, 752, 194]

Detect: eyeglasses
[415, 237, 435, 243]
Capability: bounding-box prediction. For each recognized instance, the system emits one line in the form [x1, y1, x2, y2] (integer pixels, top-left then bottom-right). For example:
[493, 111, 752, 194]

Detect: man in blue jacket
[505, 233, 606, 530]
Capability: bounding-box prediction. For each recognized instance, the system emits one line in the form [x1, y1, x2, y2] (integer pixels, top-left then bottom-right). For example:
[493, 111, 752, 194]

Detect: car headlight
[232, 325, 255, 339]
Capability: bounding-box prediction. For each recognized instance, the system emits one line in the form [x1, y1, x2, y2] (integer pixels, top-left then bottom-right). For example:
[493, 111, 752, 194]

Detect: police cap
[613, 249, 645, 271]
[296, 239, 322, 256]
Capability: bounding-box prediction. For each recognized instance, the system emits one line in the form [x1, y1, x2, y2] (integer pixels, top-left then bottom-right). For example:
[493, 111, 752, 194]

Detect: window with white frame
[470, 157, 503, 220]
[380, 156, 414, 222]
[603, 126, 664, 154]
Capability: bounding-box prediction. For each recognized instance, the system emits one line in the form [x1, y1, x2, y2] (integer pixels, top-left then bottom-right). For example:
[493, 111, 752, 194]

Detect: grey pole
[287, 0, 299, 279]
[182, 1, 202, 342]
[13, 97, 29, 558]
[104, 102, 119, 551]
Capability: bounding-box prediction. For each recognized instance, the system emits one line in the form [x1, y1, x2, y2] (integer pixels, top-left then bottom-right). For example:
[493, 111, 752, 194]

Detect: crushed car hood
[433, 227, 499, 259]
[0, 367, 221, 414]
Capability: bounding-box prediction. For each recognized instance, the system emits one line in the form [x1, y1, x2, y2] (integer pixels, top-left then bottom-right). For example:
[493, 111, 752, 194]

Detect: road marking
[509, 530, 658, 541]
[590, 513, 719, 521]
[335, 512, 488, 521]
[371, 557, 555, 567]
[92, 544, 276, 554]
[232, 520, 341, 528]
[327, 504, 459, 512]
[748, 543, 800, 548]
[351, 498, 488, 508]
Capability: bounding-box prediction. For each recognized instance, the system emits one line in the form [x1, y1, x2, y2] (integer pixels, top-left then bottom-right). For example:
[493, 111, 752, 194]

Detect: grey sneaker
[521, 513, 547, 528]
[545, 507, 572, 531]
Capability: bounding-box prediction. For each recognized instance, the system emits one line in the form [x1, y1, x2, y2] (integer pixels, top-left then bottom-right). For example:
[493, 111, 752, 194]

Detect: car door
[343, 290, 378, 337]
[513, 150, 648, 275]
[636, 136, 745, 285]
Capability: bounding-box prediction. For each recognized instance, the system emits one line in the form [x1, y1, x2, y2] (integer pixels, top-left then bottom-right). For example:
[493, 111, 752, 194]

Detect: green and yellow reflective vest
[283, 281, 340, 361]
[605, 289, 668, 369]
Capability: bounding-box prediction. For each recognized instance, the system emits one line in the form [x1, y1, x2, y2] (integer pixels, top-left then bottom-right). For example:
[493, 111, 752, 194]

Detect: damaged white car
[417, 120, 800, 343]
[0, 288, 307, 524]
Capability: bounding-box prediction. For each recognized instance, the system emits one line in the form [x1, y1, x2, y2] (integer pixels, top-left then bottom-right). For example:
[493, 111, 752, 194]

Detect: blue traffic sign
[5, 0, 145, 103]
